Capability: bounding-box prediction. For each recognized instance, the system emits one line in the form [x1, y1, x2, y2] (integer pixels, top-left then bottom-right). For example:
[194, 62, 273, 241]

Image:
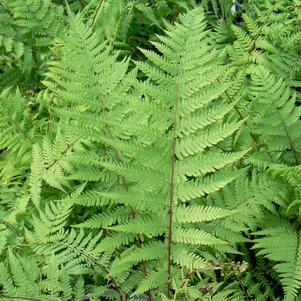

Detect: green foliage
[0, 0, 64, 90]
[1, 0, 301, 300]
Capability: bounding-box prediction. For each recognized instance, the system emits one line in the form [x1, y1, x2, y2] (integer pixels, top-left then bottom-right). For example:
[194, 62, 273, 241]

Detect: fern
[0, 88, 39, 182]
[88, 0, 195, 53]
[0, 251, 99, 301]
[254, 225, 301, 301]
[1, 1, 301, 300]
[60, 7, 247, 297]
[247, 66, 301, 164]
[0, 0, 64, 89]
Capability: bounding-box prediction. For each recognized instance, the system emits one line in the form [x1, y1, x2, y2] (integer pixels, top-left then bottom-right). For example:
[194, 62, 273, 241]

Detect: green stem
[91, 0, 104, 27]
[167, 74, 180, 297]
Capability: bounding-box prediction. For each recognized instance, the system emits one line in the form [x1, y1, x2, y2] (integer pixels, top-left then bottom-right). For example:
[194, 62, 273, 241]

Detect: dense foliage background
[1, 0, 301, 300]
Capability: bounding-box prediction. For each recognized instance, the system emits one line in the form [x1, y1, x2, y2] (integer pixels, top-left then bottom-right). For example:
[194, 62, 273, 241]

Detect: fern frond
[29, 143, 44, 207]
[69, 7, 246, 294]
[253, 225, 301, 300]
[248, 66, 301, 163]
[173, 205, 231, 223]
[133, 268, 168, 296]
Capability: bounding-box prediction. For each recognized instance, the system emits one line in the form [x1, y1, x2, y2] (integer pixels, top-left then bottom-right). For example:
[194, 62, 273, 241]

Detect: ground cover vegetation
[0, 0, 301, 300]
